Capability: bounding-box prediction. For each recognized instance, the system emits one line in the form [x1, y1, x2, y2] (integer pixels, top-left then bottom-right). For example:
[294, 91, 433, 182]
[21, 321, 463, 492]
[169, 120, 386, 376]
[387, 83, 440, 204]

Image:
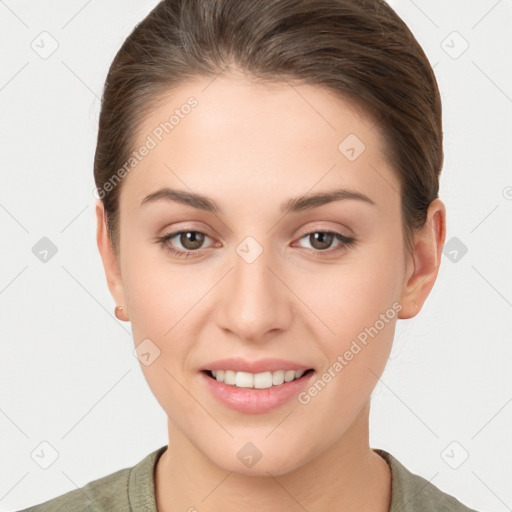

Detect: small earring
[115, 305, 125, 320]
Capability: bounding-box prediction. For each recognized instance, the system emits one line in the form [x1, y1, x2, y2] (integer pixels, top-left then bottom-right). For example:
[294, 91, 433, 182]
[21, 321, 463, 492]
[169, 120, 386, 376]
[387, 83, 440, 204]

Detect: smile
[207, 369, 314, 389]
[201, 368, 316, 414]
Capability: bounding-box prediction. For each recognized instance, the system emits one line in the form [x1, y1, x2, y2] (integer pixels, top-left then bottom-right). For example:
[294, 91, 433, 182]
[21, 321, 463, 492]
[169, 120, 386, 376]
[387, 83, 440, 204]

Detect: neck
[155, 401, 391, 512]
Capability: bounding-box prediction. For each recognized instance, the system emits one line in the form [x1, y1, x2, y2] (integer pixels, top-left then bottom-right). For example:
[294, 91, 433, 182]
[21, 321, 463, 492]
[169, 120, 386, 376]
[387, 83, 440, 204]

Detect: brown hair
[94, 0, 443, 258]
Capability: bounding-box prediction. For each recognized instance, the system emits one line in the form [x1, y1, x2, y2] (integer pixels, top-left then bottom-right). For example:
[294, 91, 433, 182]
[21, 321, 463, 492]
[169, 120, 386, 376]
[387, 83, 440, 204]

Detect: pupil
[181, 231, 204, 250]
[311, 232, 333, 250]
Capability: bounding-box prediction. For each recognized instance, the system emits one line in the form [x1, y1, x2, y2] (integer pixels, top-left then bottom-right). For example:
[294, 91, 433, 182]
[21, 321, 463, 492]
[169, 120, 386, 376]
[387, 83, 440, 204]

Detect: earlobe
[398, 198, 446, 319]
[95, 199, 129, 321]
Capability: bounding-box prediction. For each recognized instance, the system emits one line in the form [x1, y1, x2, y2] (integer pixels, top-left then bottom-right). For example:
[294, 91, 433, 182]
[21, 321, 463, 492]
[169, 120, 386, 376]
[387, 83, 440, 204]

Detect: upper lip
[200, 357, 313, 374]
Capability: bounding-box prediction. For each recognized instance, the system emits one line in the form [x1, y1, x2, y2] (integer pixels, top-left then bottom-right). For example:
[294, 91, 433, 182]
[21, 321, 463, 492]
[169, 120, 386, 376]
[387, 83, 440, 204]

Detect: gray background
[1, 0, 511, 510]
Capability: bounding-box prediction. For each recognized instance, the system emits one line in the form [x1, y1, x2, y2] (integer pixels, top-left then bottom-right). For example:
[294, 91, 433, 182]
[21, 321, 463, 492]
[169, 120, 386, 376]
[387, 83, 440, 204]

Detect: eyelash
[156, 229, 356, 259]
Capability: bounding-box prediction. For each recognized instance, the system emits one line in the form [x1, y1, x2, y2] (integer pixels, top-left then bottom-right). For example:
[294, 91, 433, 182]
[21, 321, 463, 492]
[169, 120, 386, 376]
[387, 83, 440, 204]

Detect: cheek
[121, 238, 205, 338]
[122, 252, 201, 418]
[293, 261, 401, 438]
[121, 243, 211, 383]
[298, 243, 404, 343]
[293, 234, 404, 402]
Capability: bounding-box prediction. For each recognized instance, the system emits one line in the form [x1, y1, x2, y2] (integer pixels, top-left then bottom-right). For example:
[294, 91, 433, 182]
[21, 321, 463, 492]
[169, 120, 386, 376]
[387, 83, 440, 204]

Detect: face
[97, 71, 436, 476]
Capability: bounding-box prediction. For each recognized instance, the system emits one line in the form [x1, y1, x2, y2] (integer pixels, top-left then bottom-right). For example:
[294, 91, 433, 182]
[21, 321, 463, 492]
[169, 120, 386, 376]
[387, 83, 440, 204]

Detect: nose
[215, 242, 293, 343]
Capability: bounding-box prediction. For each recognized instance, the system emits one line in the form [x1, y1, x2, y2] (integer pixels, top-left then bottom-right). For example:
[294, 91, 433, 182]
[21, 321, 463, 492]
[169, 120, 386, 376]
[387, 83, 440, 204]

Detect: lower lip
[200, 370, 315, 414]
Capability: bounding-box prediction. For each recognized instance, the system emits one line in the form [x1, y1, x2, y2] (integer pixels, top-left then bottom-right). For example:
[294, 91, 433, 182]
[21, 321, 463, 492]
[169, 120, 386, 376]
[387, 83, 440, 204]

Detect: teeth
[272, 370, 285, 386]
[236, 371, 254, 388]
[284, 370, 296, 382]
[209, 369, 308, 389]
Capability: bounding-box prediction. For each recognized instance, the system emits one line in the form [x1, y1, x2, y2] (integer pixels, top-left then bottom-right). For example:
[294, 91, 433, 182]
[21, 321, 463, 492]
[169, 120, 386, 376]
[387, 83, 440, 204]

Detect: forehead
[121, 73, 400, 215]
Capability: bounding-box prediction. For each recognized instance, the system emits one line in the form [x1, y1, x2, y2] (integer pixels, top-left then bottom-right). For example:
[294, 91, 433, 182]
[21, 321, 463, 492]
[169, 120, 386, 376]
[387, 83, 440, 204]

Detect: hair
[94, 0, 443, 260]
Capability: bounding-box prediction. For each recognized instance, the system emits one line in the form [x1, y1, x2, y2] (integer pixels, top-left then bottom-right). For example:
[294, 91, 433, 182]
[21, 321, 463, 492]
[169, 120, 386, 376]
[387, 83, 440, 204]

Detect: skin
[96, 70, 446, 511]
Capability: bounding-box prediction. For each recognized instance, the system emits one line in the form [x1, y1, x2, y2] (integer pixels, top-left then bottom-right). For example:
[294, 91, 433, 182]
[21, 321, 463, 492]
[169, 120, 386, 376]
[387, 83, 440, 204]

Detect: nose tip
[214, 248, 292, 342]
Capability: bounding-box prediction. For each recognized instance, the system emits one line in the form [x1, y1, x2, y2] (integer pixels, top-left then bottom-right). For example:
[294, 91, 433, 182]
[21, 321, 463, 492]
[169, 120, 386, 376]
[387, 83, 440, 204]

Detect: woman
[19, 0, 480, 510]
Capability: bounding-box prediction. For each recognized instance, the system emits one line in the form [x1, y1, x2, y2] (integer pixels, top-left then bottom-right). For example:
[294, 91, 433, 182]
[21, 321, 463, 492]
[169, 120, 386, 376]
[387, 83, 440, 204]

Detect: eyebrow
[140, 186, 376, 214]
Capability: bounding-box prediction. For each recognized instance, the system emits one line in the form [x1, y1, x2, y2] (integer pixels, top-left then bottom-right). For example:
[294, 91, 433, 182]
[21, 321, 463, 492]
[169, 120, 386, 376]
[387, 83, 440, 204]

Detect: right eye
[157, 230, 215, 258]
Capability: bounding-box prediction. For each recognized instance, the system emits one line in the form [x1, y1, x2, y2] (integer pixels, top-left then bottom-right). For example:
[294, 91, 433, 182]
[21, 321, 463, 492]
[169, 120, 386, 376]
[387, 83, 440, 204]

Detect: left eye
[296, 231, 355, 252]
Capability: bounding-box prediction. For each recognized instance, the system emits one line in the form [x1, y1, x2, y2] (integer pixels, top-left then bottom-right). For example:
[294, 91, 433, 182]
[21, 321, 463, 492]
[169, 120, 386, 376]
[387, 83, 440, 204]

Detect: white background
[0, 1, 511, 510]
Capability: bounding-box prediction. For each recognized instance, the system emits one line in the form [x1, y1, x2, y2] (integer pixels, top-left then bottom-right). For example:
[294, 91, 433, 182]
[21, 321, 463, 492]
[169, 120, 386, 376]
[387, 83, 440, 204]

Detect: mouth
[202, 368, 315, 389]
[198, 357, 316, 413]
[200, 366, 316, 414]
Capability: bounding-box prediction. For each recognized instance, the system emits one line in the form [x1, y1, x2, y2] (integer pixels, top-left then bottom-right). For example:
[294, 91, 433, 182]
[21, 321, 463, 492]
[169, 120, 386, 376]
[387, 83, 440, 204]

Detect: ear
[398, 198, 446, 319]
[95, 199, 129, 321]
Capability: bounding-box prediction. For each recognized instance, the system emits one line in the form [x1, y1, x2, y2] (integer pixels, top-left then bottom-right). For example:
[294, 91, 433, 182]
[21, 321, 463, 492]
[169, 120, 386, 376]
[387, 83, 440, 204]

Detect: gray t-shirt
[17, 446, 480, 511]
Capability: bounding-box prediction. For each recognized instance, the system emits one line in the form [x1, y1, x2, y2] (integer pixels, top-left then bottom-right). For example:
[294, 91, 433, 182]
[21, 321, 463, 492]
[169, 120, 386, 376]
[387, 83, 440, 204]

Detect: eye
[295, 230, 356, 257]
[157, 230, 214, 258]
[156, 228, 356, 259]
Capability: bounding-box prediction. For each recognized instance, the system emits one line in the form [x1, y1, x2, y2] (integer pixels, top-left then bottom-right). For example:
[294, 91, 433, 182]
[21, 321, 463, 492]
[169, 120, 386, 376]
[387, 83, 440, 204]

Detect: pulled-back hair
[94, 0, 443, 258]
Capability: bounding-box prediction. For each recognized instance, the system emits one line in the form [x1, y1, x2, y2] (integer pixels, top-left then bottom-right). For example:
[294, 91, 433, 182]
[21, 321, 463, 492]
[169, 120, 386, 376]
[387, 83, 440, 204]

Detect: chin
[207, 441, 308, 477]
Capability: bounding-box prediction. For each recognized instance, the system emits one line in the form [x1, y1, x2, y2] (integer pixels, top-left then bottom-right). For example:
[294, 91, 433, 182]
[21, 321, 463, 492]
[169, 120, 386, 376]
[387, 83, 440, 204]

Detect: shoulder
[15, 446, 167, 512]
[19, 468, 131, 512]
[375, 449, 481, 512]
[16, 466, 131, 512]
